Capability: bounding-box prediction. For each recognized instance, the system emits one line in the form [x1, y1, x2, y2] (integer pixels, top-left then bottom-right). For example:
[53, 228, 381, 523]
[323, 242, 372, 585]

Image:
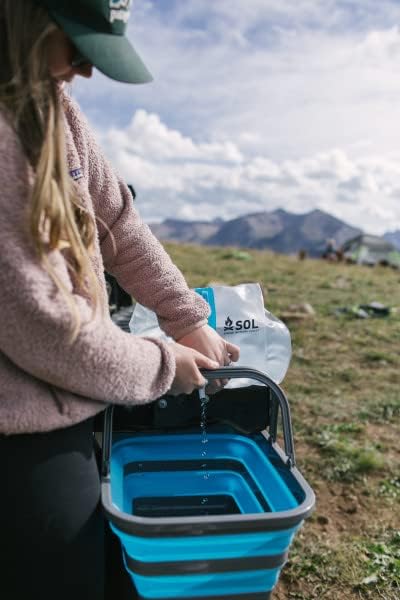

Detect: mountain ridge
[149, 208, 363, 257]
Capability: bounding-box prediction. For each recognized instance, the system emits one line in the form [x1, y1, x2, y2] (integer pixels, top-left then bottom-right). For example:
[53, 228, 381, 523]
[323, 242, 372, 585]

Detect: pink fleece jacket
[0, 90, 209, 435]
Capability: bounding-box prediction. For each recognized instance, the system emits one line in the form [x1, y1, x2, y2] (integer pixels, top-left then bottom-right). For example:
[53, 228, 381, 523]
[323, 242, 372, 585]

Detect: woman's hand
[169, 343, 219, 396]
[177, 325, 240, 392]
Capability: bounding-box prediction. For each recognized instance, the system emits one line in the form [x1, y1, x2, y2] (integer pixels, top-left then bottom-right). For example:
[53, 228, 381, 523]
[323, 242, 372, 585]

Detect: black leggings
[0, 418, 105, 600]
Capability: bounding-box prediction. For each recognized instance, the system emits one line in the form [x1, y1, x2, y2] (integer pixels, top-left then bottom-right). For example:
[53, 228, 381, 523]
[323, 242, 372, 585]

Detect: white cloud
[109, 109, 243, 162]
[97, 109, 400, 235]
[72, 1, 400, 234]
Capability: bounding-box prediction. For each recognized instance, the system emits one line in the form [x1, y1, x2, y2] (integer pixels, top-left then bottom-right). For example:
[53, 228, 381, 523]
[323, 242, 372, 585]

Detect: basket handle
[201, 366, 295, 466]
[101, 366, 295, 478]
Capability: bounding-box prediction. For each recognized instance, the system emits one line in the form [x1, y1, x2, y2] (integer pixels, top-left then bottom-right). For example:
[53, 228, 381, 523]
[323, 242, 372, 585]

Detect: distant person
[298, 248, 307, 261]
[322, 238, 338, 261]
[0, 1, 239, 598]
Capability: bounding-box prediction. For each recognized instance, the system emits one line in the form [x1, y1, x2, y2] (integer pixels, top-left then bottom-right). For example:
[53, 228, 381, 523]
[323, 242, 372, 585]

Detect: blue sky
[73, 0, 400, 234]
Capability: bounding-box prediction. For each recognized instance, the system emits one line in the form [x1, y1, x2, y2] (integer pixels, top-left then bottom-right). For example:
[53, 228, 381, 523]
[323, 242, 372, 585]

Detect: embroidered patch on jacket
[70, 167, 83, 181]
[109, 0, 131, 23]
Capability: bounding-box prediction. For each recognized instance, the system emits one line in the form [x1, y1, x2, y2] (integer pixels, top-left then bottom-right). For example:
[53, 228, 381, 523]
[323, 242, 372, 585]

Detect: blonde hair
[0, 0, 100, 340]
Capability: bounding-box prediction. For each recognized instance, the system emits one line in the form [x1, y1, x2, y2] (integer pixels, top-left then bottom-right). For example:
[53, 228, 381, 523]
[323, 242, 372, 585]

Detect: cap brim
[52, 13, 153, 84]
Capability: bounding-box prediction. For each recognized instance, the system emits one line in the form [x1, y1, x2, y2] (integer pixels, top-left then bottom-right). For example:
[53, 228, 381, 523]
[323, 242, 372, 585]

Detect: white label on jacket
[70, 167, 83, 181]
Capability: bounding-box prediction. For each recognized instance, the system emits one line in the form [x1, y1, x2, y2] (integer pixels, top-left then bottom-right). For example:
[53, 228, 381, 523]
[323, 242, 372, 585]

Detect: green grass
[378, 477, 400, 501]
[309, 422, 385, 482]
[281, 529, 400, 599]
[354, 530, 400, 595]
[161, 242, 400, 600]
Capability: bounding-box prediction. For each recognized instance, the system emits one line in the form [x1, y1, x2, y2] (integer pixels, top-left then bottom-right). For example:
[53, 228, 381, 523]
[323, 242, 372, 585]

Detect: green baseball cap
[37, 0, 152, 84]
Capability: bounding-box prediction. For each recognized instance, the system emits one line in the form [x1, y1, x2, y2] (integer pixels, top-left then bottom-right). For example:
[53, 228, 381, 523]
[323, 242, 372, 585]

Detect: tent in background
[341, 234, 400, 268]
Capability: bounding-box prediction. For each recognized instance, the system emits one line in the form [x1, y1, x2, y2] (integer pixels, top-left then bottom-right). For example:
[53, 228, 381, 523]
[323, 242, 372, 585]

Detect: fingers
[169, 344, 218, 396]
[206, 377, 230, 395]
[169, 338, 240, 397]
[225, 341, 240, 363]
[192, 373, 209, 392]
[178, 325, 240, 368]
[169, 370, 206, 396]
[185, 358, 209, 391]
[192, 349, 219, 371]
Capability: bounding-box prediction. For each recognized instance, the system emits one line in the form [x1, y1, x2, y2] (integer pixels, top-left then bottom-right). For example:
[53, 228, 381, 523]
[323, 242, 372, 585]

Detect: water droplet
[199, 393, 211, 484]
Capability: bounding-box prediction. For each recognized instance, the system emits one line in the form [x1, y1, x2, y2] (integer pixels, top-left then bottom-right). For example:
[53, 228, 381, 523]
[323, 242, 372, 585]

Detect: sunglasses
[71, 47, 90, 68]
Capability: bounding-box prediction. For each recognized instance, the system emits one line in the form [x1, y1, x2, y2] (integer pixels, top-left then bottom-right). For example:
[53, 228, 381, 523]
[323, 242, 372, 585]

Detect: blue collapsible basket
[101, 367, 315, 600]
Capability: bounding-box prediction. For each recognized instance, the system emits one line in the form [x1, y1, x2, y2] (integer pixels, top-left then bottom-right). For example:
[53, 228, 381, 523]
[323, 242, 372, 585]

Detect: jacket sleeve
[0, 118, 175, 405]
[65, 95, 210, 340]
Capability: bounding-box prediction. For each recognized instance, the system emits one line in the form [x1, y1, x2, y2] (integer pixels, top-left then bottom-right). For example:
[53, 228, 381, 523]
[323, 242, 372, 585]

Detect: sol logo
[224, 316, 259, 333]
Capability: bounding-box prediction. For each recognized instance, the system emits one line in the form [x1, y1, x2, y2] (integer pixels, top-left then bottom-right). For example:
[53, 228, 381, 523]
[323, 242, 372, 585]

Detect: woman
[0, 1, 239, 598]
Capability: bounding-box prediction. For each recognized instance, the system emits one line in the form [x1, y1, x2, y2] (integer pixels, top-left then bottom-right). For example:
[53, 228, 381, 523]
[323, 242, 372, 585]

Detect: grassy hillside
[165, 242, 400, 600]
